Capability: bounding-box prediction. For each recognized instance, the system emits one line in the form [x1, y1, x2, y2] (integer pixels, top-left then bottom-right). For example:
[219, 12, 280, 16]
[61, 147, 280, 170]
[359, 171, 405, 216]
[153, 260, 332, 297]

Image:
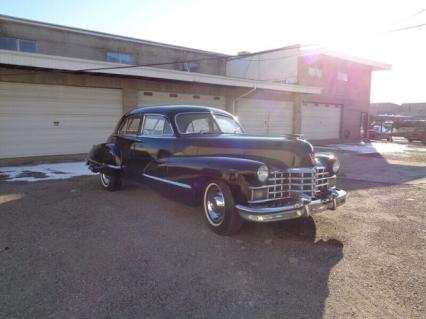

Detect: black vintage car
[87, 105, 347, 235]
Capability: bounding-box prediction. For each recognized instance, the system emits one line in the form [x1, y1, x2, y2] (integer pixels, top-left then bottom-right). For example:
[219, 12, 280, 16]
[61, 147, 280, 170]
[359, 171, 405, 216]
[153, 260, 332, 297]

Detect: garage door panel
[0, 100, 120, 116]
[0, 83, 120, 100]
[236, 98, 293, 136]
[0, 82, 122, 158]
[301, 103, 341, 140]
[0, 115, 119, 128]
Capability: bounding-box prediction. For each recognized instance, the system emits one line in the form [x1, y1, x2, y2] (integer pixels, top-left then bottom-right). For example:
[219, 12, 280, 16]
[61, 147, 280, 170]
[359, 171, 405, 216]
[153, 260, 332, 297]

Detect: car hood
[179, 134, 314, 168]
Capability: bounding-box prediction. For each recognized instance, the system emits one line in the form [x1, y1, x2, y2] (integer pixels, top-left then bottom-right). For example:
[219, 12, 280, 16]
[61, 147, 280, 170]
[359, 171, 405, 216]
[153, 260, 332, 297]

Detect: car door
[114, 115, 142, 179]
[131, 114, 176, 182]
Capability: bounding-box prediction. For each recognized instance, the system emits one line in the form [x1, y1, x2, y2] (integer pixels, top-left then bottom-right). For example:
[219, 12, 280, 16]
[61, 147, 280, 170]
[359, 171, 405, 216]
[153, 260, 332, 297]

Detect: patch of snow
[317, 142, 409, 154]
[0, 162, 96, 182]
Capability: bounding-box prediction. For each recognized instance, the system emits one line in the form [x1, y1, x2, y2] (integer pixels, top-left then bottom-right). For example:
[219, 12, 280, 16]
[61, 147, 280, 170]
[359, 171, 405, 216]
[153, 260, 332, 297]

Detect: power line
[391, 8, 426, 25]
[385, 22, 426, 33]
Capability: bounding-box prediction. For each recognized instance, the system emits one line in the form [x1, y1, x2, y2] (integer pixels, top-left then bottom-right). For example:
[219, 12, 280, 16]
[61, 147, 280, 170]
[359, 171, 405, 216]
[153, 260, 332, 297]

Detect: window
[176, 113, 219, 134]
[176, 112, 243, 135]
[308, 67, 322, 78]
[0, 37, 36, 53]
[142, 115, 174, 136]
[180, 62, 200, 72]
[118, 117, 142, 135]
[214, 114, 243, 134]
[337, 71, 348, 82]
[126, 118, 142, 135]
[106, 52, 134, 64]
[186, 118, 213, 133]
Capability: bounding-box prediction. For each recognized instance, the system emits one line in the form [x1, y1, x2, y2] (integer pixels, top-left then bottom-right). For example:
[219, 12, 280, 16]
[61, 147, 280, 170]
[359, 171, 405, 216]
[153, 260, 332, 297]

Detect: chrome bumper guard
[236, 189, 347, 222]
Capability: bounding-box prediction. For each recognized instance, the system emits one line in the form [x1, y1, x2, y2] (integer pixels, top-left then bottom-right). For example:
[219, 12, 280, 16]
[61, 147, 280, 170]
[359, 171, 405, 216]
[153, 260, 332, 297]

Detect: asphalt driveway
[1, 144, 425, 318]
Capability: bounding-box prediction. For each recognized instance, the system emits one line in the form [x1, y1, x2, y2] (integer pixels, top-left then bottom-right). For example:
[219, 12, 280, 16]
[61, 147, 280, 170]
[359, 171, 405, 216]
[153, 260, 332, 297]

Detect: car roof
[126, 104, 233, 117]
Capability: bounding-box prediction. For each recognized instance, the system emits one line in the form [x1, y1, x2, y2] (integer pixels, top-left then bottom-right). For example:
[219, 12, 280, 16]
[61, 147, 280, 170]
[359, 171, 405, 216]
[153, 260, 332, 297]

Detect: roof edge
[301, 48, 391, 71]
[0, 14, 230, 57]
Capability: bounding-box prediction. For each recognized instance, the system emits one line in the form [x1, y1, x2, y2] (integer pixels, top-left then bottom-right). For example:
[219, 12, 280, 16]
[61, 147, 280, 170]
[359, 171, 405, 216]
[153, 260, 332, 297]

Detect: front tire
[203, 181, 243, 235]
[99, 172, 122, 191]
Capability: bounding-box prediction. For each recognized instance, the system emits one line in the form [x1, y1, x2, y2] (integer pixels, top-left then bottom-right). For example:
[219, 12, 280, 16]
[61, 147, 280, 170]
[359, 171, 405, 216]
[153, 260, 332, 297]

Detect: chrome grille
[250, 167, 329, 203]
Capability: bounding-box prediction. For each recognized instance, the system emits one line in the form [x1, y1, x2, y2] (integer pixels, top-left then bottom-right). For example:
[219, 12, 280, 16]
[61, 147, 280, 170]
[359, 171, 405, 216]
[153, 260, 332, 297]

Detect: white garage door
[138, 91, 225, 109]
[236, 98, 293, 136]
[0, 82, 122, 158]
[301, 103, 342, 140]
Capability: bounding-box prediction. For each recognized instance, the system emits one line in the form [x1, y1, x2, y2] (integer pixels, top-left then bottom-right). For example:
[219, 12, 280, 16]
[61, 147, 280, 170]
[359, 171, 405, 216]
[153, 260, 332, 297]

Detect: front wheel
[203, 181, 243, 235]
[99, 172, 122, 191]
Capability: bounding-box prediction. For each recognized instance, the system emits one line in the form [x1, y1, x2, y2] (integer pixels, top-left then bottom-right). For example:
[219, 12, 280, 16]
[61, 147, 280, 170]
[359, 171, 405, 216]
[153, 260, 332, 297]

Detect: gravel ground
[0, 152, 425, 318]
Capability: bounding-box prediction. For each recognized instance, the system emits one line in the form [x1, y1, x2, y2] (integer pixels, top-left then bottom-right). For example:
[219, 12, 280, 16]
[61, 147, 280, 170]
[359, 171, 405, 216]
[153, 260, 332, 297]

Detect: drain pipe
[232, 86, 257, 115]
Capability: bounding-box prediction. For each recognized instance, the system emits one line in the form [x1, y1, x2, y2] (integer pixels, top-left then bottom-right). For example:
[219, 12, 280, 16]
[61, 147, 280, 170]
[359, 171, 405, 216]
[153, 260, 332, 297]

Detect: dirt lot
[1, 143, 425, 318]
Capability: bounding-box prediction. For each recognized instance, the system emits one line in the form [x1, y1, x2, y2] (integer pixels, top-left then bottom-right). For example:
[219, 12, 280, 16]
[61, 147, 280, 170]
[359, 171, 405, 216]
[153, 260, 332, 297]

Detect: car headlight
[332, 158, 340, 174]
[257, 165, 269, 183]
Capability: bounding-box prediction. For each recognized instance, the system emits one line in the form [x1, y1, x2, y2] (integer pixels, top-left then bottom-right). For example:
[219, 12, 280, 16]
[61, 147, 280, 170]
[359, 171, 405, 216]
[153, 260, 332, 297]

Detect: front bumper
[236, 189, 347, 222]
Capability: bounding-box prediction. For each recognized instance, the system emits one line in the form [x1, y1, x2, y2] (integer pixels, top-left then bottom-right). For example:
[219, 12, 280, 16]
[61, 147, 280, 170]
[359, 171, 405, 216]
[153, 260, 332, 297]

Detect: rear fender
[87, 143, 122, 176]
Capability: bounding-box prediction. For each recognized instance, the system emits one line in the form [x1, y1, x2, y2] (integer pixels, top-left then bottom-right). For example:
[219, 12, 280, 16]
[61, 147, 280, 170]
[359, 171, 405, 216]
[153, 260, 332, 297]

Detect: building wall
[1, 16, 382, 142]
[370, 102, 401, 116]
[226, 47, 377, 140]
[298, 55, 373, 139]
[401, 103, 426, 119]
[226, 47, 299, 83]
[0, 19, 226, 75]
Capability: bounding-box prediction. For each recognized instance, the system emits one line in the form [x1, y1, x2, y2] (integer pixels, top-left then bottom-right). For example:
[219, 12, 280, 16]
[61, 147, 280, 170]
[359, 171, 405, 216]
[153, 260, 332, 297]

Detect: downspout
[232, 86, 257, 115]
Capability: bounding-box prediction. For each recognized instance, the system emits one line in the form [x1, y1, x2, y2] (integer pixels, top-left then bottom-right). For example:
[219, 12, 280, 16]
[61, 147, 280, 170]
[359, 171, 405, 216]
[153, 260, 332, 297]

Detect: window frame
[180, 62, 200, 72]
[106, 51, 135, 65]
[0, 37, 37, 53]
[140, 114, 175, 137]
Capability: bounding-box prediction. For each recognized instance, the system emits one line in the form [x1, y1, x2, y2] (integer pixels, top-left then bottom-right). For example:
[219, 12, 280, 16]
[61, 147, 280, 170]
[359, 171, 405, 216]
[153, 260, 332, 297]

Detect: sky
[1, 0, 425, 104]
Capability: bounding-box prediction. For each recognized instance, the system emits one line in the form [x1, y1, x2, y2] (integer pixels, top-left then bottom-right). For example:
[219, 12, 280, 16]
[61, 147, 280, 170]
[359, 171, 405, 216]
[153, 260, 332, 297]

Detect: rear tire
[99, 172, 122, 191]
[203, 180, 243, 235]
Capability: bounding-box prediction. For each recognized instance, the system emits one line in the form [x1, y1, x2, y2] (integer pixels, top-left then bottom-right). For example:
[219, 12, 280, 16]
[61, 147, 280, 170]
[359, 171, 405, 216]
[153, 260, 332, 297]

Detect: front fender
[162, 156, 265, 204]
[87, 143, 122, 176]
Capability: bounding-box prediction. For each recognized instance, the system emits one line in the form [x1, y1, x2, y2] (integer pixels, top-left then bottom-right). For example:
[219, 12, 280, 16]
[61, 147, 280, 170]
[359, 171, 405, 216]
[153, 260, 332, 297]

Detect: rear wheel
[99, 172, 122, 191]
[203, 181, 243, 235]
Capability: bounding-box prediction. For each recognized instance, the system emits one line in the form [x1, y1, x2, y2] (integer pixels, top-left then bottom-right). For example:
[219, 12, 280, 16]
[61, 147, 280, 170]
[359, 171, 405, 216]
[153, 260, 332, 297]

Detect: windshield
[175, 112, 243, 134]
[214, 114, 243, 134]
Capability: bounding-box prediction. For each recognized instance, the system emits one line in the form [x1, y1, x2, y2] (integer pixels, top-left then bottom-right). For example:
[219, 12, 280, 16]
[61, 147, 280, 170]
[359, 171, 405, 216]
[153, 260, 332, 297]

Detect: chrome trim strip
[143, 173, 192, 189]
[248, 197, 285, 204]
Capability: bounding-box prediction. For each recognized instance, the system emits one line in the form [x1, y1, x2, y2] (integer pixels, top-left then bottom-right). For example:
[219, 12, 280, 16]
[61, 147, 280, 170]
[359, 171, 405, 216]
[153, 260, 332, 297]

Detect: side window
[126, 118, 141, 135]
[118, 117, 141, 135]
[118, 118, 129, 135]
[142, 115, 174, 136]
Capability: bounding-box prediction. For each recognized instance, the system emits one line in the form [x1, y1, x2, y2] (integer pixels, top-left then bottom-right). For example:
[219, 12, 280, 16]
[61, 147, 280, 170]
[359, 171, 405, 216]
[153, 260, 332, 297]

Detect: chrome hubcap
[205, 184, 226, 226]
[100, 173, 110, 187]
